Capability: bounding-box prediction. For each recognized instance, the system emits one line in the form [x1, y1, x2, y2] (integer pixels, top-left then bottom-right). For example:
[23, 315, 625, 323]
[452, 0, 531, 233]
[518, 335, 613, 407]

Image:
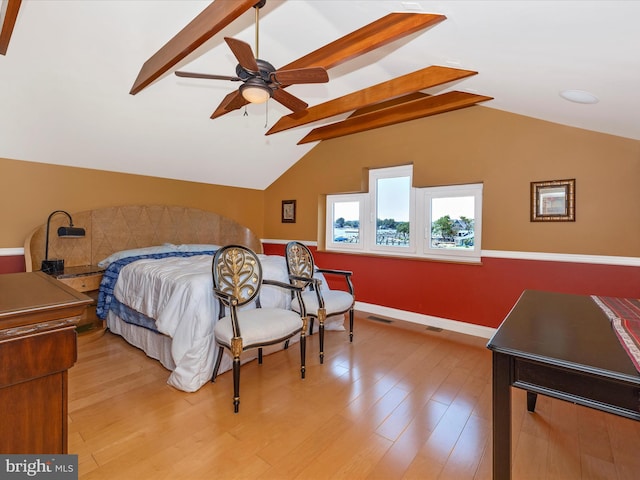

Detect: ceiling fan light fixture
[240, 78, 271, 104]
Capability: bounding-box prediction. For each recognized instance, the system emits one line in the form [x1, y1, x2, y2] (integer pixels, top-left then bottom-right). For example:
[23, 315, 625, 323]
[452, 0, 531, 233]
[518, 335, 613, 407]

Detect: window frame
[368, 164, 416, 255]
[421, 183, 483, 262]
[325, 193, 367, 251]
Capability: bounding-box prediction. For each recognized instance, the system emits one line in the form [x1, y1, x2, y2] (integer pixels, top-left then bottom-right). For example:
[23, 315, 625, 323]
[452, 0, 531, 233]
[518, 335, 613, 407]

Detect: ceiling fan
[174, 0, 329, 115]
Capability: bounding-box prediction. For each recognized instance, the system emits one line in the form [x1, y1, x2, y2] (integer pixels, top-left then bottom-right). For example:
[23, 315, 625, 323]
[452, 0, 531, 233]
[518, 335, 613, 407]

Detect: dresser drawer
[57, 273, 102, 292]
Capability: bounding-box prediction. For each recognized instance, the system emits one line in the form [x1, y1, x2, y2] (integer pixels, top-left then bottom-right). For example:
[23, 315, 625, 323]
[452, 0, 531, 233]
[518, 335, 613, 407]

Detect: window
[326, 166, 482, 262]
[423, 184, 483, 261]
[326, 193, 366, 251]
[370, 165, 415, 254]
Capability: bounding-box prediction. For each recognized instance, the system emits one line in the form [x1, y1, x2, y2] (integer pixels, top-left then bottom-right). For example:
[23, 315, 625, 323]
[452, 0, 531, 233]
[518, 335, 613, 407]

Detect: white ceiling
[1, 1, 639, 190]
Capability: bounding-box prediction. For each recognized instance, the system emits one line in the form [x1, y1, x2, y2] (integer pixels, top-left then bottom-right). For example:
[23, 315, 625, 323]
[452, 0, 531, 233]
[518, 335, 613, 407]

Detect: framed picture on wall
[282, 200, 296, 223]
[531, 179, 575, 222]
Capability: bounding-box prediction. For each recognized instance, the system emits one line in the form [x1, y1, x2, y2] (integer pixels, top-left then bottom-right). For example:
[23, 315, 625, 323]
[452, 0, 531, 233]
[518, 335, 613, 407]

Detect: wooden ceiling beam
[0, 0, 22, 55]
[349, 92, 430, 116]
[130, 0, 256, 95]
[297, 91, 493, 144]
[266, 65, 477, 135]
[280, 13, 446, 71]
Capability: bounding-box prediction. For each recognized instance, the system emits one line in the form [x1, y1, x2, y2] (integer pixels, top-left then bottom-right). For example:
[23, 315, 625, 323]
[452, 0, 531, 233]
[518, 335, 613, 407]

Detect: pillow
[167, 243, 221, 252]
[97, 245, 179, 267]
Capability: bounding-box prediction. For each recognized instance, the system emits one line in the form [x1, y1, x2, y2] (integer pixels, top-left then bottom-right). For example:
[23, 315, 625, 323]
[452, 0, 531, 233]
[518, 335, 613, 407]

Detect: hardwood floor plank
[259, 413, 355, 479]
[474, 441, 493, 480]
[437, 414, 491, 480]
[580, 453, 618, 480]
[606, 413, 640, 480]
[577, 407, 613, 463]
[296, 424, 392, 479]
[512, 431, 549, 480]
[368, 400, 448, 479]
[547, 397, 581, 479]
[408, 396, 480, 476]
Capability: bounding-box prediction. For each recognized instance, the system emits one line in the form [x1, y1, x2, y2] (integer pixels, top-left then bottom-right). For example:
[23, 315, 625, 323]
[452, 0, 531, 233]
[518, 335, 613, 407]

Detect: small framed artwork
[281, 200, 296, 223]
[531, 179, 575, 222]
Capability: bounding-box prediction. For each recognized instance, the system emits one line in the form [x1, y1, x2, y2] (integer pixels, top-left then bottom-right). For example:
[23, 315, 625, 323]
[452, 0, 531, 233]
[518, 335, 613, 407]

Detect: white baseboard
[355, 301, 496, 339]
[0, 247, 24, 257]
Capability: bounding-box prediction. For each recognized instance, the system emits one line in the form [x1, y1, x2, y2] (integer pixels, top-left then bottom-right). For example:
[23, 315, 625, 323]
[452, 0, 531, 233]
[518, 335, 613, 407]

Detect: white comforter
[113, 254, 292, 392]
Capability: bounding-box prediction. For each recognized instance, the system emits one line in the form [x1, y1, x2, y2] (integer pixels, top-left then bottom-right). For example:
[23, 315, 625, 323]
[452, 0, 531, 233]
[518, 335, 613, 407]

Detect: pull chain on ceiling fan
[175, 0, 329, 114]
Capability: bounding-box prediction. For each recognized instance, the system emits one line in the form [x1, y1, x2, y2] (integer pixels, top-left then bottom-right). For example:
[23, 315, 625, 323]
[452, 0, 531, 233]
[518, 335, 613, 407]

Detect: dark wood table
[486, 290, 640, 480]
[0, 272, 92, 454]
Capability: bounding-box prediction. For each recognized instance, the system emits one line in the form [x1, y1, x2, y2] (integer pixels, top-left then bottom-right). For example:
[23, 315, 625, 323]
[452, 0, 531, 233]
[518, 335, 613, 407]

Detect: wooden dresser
[0, 272, 92, 454]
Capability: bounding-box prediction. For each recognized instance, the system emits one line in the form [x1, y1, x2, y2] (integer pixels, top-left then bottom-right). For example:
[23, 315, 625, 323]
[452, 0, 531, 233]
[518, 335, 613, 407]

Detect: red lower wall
[4, 247, 637, 330]
[263, 243, 640, 329]
[0, 255, 26, 274]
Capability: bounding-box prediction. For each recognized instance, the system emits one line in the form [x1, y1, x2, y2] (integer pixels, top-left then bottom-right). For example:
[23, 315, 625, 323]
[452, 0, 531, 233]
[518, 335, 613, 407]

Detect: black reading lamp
[41, 210, 86, 275]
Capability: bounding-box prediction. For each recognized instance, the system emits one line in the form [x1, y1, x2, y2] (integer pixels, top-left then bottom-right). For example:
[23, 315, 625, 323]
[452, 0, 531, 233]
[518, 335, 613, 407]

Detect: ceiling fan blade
[175, 71, 241, 81]
[272, 89, 308, 113]
[298, 91, 493, 144]
[130, 0, 256, 95]
[272, 67, 329, 85]
[210, 90, 248, 119]
[224, 37, 259, 73]
[267, 65, 477, 135]
[280, 13, 446, 72]
[0, 0, 22, 55]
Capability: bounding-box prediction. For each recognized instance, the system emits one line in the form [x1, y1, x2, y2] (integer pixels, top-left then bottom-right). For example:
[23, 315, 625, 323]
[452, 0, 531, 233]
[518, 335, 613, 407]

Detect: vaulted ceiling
[1, 1, 638, 190]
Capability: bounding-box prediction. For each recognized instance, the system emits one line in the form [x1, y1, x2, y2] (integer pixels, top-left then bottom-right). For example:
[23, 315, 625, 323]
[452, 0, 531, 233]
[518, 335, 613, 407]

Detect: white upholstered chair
[285, 241, 354, 364]
[211, 245, 308, 413]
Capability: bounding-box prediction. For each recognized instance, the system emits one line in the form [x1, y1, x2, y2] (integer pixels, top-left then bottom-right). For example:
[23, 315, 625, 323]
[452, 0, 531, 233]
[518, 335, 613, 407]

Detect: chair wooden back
[285, 241, 315, 288]
[212, 245, 263, 308]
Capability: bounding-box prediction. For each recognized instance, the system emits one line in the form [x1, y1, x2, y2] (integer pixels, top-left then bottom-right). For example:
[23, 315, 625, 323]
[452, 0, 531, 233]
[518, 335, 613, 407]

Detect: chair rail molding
[262, 241, 640, 267]
[0, 247, 24, 256]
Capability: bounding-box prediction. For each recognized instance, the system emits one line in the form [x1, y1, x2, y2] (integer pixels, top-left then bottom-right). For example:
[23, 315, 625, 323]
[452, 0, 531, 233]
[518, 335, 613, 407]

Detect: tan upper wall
[3, 106, 639, 258]
[264, 106, 640, 258]
[0, 158, 264, 248]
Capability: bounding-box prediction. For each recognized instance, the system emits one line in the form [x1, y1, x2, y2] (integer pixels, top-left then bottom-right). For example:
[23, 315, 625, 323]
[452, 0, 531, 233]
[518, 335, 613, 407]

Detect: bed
[24, 205, 344, 392]
[99, 247, 296, 391]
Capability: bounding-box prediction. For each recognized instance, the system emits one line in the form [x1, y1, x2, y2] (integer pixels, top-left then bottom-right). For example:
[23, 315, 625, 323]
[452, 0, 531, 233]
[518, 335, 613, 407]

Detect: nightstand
[53, 265, 104, 333]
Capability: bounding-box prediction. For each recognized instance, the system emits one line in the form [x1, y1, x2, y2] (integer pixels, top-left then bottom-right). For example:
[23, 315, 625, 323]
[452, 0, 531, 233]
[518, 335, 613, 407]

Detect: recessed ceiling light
[401, 2, 422, 11]
[560, 90, 599, 104]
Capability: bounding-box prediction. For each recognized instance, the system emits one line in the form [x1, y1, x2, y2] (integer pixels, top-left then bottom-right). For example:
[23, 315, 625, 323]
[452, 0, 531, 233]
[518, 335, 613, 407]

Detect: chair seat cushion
[214, 308, 302, 348]
[292, 290, 354, 316]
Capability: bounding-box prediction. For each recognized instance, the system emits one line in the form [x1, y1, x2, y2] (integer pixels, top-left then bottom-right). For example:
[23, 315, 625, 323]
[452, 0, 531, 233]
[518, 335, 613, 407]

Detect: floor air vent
[367, 315, 393, 324]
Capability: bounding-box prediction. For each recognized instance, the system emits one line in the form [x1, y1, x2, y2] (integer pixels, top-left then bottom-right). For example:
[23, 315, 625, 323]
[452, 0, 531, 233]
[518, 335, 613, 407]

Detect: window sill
[319, 247, 483, 265]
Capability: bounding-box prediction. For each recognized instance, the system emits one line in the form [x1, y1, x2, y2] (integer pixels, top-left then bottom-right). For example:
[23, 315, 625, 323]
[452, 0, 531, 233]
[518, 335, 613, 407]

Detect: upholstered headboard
[24, 205, 263, 272]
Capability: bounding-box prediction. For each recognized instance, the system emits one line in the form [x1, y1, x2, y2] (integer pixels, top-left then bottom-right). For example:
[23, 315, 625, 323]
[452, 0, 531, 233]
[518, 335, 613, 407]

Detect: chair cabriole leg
[231, 336, 243, 413]
[211, 347, 224, 382]
[349, 308, 354, 342]
[300, 317, 308, 379]
[233, 356, 240, 413]
[318, 308, 326, 364]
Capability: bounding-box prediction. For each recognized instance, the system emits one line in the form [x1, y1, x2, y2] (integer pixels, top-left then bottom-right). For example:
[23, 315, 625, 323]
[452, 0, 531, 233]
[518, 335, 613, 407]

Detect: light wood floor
[68, 313, 640, 479]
